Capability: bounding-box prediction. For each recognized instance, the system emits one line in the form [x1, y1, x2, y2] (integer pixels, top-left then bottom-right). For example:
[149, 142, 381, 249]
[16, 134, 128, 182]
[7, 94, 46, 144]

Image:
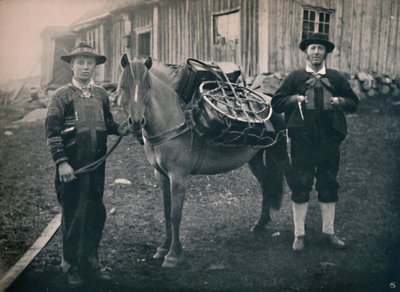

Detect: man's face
[305, 44, 327, 66]
[71, 56, 96, 82]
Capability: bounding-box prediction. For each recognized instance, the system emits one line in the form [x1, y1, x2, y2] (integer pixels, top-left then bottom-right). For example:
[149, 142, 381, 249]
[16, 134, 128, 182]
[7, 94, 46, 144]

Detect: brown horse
[118, 54, 291, 268]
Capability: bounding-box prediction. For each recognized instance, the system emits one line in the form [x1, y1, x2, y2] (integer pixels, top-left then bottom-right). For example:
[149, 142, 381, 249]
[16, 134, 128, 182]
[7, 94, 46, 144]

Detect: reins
[74, 135, 124, 175]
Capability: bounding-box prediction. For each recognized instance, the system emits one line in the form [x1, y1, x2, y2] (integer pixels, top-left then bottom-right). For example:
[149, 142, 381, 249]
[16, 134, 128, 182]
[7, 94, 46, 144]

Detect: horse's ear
[144, 56, 153, 69]
[120, 53, 130, 68]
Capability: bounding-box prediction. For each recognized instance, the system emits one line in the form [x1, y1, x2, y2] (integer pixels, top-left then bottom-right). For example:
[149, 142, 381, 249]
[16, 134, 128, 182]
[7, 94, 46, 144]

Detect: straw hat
[61, 42, 107, 65]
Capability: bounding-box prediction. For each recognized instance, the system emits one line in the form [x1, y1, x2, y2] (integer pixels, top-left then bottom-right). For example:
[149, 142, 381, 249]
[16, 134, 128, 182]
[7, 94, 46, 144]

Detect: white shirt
[305, 62, 326, 75]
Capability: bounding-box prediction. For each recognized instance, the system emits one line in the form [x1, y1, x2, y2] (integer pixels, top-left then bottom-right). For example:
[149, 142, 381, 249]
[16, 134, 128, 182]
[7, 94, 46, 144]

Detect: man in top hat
[272, 33, 359, 251]
[45, 42, 130, 286]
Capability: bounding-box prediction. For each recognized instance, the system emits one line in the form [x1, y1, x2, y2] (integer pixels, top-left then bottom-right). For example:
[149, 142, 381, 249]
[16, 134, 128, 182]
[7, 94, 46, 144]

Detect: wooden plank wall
[268, 0, 400, 76]
[156, 0, 260, 76]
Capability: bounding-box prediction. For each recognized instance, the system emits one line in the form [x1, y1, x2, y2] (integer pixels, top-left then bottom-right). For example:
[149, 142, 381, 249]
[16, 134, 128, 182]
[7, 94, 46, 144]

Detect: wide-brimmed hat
[299, 33, 335, 53]
[61, 42, 107, 65]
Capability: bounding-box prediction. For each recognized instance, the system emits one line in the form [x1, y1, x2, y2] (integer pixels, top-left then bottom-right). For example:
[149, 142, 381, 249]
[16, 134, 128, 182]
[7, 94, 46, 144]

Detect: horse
[118, 54, 291, 268]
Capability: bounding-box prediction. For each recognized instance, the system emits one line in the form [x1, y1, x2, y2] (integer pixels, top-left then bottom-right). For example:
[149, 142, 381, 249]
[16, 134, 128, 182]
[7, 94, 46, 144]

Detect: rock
[207, 263, 225, 270]
[271, 232, 280, 237]
[362, 80, 373, 90]
[114, 178, 133, 185]
[273, 71, 285, 80]
[320, 262, 337, 267]
[4, 131, 14, 136]
[262, 75, 283, 95]
[357, 71, 372, 82]
[349, 79, 366, 99]
[382, 76, 392, 84]
[14, 108, 48, 124]
[367, 89, 377, 97]
[381, 84, 391, 95]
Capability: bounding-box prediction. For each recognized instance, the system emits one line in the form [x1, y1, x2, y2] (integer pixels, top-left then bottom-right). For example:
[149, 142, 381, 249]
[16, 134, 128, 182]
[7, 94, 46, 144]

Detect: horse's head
[118, 53, 153, 133]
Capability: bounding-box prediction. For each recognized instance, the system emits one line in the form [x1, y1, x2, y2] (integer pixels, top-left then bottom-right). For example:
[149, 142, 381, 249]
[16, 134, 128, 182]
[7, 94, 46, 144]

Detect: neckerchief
[72, 78, 95, 98]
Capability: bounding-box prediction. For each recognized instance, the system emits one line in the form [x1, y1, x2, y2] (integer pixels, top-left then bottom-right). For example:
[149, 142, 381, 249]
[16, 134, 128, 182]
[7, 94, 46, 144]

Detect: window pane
[309, 20, 315, 32]
[304, 10, 309, 20]
[318, 23, 323, 32]
[310, 11, 315, 20]
[325, 24, 330, 33]
[325, 13, 330, 22]
[319, 12, 324, 22]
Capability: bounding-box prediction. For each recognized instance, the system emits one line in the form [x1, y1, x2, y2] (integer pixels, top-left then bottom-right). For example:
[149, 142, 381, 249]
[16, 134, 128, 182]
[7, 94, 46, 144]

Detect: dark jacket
[45, 84, 120, 166]
[271, 69, 359, 137]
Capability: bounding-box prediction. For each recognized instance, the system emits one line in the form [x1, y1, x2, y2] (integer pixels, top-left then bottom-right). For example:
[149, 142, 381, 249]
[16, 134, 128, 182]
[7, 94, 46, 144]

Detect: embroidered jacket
[271, 69, 359, 136]
[45, 84, 120, 165]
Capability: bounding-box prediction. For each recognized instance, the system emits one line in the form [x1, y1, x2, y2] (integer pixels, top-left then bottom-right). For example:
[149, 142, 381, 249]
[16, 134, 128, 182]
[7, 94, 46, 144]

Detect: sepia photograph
[0, 0, 399, 291]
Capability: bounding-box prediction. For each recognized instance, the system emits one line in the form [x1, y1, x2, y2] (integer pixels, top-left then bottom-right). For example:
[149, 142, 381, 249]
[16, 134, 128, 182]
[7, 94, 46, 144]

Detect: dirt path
[1, 99, 400, 292]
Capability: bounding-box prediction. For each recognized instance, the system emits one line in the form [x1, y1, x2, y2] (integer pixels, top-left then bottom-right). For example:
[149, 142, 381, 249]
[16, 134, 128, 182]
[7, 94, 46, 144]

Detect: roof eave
[71, 12, 110, 32]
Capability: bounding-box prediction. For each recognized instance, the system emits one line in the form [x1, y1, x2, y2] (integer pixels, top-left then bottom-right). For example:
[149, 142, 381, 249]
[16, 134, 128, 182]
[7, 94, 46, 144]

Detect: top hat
[299, 33, 335, 53]
[61, 42, 107, 65]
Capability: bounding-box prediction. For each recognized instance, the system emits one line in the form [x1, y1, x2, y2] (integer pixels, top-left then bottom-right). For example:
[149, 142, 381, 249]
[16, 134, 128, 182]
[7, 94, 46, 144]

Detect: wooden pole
[0, 214, 61, 292]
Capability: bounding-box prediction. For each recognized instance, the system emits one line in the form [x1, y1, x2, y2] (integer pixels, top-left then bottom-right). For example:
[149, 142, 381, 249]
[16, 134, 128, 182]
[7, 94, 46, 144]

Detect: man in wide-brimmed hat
[45, 42, 130, 287]
[272, 33, 359, 252]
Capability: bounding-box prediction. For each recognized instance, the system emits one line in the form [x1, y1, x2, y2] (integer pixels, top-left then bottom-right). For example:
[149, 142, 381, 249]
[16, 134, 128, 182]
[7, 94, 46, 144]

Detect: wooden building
[40, 26, 76, 89]
[41, 0, 400, 87]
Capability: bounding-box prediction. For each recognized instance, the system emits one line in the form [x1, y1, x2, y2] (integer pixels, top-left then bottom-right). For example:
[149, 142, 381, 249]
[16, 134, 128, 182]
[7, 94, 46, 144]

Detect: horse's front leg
[162, 174, 186, 268]
[153, 169, 171, 259]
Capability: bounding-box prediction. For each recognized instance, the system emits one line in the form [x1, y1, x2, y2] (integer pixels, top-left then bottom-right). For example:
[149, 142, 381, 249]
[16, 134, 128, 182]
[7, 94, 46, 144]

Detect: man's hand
[118, 120, 131, 136]
[331, 97, 340, 107]
[58, 162, 76, 183]
[296, 95, 306, 103]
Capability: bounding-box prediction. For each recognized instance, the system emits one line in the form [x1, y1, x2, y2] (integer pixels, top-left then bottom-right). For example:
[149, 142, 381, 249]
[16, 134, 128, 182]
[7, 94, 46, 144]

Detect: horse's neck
[144, 73, 185, 135]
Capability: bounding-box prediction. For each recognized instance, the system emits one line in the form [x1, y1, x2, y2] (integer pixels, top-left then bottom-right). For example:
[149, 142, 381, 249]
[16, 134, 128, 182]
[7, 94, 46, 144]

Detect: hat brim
[300, 39, 335, 53]
[61, 53, 107, 65]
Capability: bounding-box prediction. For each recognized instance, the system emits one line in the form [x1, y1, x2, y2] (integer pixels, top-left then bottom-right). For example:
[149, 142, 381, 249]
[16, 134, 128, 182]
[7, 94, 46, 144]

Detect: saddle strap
[143, 121, 191, 146]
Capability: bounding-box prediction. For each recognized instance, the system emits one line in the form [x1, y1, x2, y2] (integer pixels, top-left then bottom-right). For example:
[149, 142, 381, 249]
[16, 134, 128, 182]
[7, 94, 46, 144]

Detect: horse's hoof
[251, 223, 266, 234]
[161, 255, 183, 268]
[153, 247, 169, 259]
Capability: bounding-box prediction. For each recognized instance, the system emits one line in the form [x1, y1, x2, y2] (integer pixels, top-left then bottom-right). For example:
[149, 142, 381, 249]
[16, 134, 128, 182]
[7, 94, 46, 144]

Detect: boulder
[349, 79, 366, 99]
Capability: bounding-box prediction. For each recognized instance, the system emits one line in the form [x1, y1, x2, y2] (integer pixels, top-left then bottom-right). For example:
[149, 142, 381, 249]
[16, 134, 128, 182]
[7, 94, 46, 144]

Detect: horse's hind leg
[248, 150, 284, 233]
[153, 169, 171, 259]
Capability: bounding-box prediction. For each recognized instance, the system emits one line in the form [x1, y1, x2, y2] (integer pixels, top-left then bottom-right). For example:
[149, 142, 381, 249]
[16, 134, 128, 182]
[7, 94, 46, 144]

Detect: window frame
[301, 6, 334, 40]
[212, 9, 240, 45]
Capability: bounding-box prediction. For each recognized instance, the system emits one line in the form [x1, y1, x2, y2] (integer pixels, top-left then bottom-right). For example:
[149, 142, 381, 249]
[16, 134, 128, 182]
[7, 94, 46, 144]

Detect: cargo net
[192, 80, 282, 147]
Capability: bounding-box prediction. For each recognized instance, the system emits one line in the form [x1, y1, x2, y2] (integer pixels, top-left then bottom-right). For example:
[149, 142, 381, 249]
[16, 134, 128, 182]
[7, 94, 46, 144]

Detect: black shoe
[67, 267, 83, 287]
[85, 266, 112, 282]
[323, 233, 346, 249]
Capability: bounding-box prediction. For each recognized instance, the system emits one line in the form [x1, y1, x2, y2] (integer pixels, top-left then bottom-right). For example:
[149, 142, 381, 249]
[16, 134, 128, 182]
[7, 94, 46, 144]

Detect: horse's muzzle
[128, 115, 146, 133]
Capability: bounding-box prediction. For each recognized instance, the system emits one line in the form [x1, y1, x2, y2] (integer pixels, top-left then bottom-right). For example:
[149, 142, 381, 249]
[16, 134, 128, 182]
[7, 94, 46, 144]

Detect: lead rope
[74, 135, 124, 175]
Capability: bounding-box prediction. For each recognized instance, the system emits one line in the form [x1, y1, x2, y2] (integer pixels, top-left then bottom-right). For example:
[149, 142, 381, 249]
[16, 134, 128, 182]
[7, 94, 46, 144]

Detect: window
[138, 32, 151, 56]
[213, 10, 240, 45]
[302, 8, 332, 40]
[86, 29, 98, 49]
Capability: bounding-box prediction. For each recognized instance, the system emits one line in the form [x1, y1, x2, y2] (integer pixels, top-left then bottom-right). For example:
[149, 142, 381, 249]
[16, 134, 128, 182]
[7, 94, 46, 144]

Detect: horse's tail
[263, 148, 284, 210]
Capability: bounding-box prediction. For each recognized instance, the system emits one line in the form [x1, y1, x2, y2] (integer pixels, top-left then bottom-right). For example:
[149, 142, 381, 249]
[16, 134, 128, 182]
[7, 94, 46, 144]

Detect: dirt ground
[0, 97, 399, 292]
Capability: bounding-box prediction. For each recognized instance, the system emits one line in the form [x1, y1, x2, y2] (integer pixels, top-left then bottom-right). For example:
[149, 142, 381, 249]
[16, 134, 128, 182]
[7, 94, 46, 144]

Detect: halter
[127, 60, 191, 146]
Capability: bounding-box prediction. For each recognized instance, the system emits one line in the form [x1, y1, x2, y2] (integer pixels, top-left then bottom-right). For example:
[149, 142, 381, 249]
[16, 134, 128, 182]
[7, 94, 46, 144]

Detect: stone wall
[250, 71, 400, 107]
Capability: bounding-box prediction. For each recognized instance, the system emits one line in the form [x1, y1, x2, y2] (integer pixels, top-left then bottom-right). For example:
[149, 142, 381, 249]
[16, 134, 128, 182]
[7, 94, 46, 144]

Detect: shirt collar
[305, 62, 326, 75]
[72, 77, 95, 90]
